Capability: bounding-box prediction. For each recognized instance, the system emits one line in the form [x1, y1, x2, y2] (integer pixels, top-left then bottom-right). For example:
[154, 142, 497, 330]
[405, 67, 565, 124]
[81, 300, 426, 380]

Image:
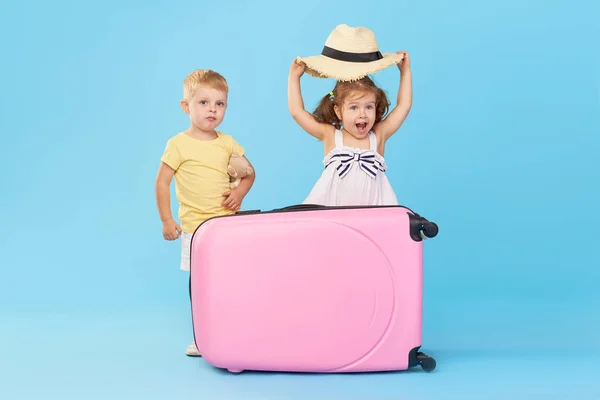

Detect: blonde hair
[183, 69, 228, 101]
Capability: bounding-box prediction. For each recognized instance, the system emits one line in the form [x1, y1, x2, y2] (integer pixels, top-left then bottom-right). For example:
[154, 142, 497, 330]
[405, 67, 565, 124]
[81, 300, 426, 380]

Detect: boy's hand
[396, 51, 410, 73]
[290, 58, 306, 78]
[222, 188, 244, 211]
[162, 219, 182, 240]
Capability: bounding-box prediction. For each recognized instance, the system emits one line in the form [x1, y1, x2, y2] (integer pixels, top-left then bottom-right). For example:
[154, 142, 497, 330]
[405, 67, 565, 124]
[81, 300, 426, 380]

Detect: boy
[155, 69, 256, 356]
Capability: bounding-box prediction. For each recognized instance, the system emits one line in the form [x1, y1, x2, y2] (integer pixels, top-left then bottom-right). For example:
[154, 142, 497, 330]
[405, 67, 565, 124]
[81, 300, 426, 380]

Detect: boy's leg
[181, 232, 202, 357]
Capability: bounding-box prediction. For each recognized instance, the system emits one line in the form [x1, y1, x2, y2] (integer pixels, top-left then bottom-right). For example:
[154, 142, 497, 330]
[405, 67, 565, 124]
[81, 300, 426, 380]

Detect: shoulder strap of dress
[334, 129, 344, 149]
[368, 131, 377, 151]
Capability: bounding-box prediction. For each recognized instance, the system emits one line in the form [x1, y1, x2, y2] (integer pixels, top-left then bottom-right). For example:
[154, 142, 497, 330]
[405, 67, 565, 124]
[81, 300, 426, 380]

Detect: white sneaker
[185, 342, 202, 357]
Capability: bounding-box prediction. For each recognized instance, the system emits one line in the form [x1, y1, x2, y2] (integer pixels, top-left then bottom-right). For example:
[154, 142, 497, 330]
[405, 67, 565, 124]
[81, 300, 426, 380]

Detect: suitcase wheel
[408, 214, 439, 241]
[227, 368, 243, 374]
[422, 221, 439, 238]
[417, 352, 436, 372]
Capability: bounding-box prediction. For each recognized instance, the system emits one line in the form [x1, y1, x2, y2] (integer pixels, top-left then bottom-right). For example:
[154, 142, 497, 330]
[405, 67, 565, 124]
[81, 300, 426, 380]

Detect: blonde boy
[155, 70, 255, 356]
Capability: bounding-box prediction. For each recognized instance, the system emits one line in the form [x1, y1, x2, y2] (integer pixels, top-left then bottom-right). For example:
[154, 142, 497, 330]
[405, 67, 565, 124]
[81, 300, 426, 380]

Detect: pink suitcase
[189, 204, 438, 374]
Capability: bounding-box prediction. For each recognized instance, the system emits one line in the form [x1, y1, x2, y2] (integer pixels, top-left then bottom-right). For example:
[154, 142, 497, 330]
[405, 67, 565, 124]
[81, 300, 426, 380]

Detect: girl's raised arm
[373, 51, 412, 140]
[287, 59, 330, 141]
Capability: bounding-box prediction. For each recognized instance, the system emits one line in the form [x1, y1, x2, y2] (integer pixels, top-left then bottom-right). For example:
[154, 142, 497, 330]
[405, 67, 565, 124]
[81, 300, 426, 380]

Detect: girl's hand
[290, 58, 306, 78]
[162, 219, 182, 241]
[396, 51, 410, 73]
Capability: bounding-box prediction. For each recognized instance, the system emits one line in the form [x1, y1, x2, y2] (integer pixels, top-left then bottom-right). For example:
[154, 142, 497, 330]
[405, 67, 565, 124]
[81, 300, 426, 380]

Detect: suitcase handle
[235, 209, 262, 215]
[274, 204, 330, 212]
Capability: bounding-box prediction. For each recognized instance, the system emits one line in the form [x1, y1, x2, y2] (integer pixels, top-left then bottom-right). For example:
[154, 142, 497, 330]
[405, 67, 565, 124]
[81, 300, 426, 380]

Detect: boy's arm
[155, 162, 182, 240]
[222, 156, 255, 211]
[373, 51, 412, 141]
[235, 156, 256, 196]
[288, 59, 330, 141]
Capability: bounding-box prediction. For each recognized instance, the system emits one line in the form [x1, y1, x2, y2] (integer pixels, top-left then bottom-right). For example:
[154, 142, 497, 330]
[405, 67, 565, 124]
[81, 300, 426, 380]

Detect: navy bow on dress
[326, 150, 386, 179]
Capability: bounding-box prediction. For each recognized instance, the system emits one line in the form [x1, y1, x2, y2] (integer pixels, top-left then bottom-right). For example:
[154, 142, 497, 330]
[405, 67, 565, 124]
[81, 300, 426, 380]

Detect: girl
[287, 51, 412, 206]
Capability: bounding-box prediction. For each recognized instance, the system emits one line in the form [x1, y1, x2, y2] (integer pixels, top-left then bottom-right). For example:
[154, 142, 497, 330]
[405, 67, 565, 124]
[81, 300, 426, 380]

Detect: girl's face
[334, 91, 377, 139]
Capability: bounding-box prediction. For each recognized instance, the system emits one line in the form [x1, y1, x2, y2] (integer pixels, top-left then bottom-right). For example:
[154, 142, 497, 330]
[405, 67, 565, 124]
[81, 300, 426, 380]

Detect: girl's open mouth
[356, 122, 367, 132]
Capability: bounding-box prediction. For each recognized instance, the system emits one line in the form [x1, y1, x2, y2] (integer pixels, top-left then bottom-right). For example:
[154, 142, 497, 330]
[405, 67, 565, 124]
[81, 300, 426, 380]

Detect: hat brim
[296, 52, 403, 82]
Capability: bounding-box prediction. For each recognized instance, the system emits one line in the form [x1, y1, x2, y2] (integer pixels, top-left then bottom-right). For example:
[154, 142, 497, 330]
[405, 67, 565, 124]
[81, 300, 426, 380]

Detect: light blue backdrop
[1, 0, 599, 398]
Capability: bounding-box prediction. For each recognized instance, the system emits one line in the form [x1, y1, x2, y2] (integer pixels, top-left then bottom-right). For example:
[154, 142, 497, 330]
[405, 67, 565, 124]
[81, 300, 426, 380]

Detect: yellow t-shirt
[160, 131, 245, 233]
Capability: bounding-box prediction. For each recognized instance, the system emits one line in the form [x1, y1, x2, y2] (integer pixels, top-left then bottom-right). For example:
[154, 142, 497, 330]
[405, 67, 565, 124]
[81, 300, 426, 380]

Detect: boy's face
[182, 86, 228, 131]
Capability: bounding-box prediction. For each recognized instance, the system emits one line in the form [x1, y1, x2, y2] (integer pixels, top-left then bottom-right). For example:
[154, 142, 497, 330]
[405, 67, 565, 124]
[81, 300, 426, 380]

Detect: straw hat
[296, 24, 404, 82]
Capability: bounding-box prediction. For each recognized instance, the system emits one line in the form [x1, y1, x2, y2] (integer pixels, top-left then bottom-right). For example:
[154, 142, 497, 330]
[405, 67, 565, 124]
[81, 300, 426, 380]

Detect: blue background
[1, 0, 599, 398]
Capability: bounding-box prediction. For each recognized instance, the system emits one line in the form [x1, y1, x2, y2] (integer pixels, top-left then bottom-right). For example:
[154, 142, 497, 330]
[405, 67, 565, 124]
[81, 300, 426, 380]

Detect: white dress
[303, 129, 399, 206]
